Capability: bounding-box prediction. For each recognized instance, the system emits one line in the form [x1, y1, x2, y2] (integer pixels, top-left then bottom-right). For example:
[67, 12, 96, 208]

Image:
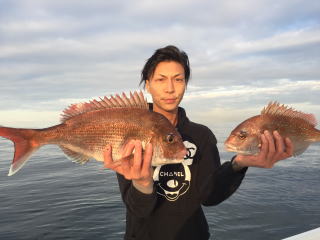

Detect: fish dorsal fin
[61, 91, 148, 122]
[261, 101, 317, 127]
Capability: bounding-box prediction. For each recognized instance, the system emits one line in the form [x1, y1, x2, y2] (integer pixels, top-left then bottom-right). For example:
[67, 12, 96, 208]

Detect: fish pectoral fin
[293, 142, 311, 156]
[59, 146, 90, 164]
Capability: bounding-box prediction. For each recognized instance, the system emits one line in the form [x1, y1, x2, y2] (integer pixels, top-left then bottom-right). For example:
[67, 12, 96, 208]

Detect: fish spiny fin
[261, 101, 317, 127]
[60, 91, 148, 122]
[59, 146, 90, 164]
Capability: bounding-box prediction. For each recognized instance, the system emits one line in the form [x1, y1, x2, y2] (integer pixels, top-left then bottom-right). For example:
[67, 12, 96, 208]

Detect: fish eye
[166, 133, 175, 143]
[238, 131, 247, 140]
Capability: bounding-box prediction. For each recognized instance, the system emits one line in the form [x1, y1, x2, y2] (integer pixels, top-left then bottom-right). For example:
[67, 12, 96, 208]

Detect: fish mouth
[153, 149, 186, 166]
[224, 143, 256, 155]
[163, 148, 187, 160]
[175, 148, 187, 159]
[224, 143, 237, 152]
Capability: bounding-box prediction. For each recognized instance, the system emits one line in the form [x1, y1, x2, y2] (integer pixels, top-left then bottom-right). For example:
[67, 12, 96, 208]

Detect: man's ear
[145, 80, 150, 93]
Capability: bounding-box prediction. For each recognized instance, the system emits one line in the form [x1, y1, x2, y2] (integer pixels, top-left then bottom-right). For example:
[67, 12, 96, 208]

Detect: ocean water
[0, 124, 319, 240]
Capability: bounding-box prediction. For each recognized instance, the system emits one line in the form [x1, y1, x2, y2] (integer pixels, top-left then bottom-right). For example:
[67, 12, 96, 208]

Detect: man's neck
[153, 105, 178, 126]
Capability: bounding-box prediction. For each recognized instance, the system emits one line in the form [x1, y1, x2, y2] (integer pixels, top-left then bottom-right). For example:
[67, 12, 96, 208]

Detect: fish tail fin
[316, 129, 320, 142]
[0, 127, 40, 176]
[308, 129, 320, 142]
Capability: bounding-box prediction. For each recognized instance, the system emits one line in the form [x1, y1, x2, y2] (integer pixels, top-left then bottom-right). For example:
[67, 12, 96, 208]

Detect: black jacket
[117, 106, 247, 240]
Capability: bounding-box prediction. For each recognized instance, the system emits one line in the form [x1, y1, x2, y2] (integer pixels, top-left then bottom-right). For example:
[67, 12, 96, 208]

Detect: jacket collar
[148, 103, 189, 131]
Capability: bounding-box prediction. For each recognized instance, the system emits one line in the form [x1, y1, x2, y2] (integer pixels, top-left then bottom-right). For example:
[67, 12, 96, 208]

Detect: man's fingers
[273, 131, 284, 154]
[103, 144, 124, 173]
[121, 156, 131, 178]
[141, 143, 153, 178]
[256, 132, 271, 168]
[258, 133, 268, 158]
[273, 130, 288, 163]
[264, 130, 275, 159]
[103, 144, 113, 168]
[104, 140, 155, 182]
[285, 137, 294, 156]
[105, 160, 122, 170]
[122, 140, 135, 158]
[238, 131, 293, 169]
[121, 141, 135, 178]
[132, 140, 143, 176]
[273, 132, 293, 161]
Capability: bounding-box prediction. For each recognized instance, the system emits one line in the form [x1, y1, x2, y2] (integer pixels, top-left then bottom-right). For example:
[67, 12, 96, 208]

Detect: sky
[0, 0, 319, 131]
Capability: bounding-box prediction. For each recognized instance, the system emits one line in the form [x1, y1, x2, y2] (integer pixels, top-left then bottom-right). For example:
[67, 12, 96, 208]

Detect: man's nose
[165, 79, 175, 93]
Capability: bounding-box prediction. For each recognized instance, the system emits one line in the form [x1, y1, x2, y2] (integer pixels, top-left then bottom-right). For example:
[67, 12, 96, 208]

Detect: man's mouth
[163, 98, 177, 104]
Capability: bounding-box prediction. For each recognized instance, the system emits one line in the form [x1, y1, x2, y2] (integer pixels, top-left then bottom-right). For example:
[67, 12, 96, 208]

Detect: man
[104, 45, 293, 240]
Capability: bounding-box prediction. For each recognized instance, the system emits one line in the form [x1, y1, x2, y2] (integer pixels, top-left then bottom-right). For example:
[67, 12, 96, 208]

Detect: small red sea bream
[224, 102, 320, 156]
[0, 91, 187, 176]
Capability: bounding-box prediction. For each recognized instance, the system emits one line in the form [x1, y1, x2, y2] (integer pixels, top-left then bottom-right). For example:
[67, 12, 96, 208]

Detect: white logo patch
[153, 141, 197, 201]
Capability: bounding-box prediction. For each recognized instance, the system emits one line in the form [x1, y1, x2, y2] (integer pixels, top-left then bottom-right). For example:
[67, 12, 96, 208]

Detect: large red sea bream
[0, 92, 187, 176]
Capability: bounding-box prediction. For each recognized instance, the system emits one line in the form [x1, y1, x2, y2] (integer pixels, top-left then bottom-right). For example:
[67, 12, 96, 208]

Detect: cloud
[185, 80, 320, 101]
[0, 0, 319, 127]
[181, 79, 320, 126]
[233, 29, 320, 54]
[0, 110, 60, 128]
[1, 79, 318, 128]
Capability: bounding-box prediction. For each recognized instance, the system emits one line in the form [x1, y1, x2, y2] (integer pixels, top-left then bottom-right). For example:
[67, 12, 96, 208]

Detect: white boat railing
[282, 227, 320, 240]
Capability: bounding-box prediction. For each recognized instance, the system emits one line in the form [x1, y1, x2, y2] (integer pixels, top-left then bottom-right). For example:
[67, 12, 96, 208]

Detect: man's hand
[103, 140, 154, 194]
[233, 130, 293, 169]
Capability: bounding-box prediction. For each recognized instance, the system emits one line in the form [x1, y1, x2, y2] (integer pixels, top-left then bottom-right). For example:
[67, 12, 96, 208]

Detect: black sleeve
[116, 173, 158, 218]
[196, 129, 247, 206]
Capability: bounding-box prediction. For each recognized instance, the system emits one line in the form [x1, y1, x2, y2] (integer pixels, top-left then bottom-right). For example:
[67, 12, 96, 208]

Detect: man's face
[146, 61, 186, 114]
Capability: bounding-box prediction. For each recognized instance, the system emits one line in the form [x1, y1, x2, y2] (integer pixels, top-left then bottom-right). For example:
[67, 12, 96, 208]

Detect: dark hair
[140, 45, 191, 87]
